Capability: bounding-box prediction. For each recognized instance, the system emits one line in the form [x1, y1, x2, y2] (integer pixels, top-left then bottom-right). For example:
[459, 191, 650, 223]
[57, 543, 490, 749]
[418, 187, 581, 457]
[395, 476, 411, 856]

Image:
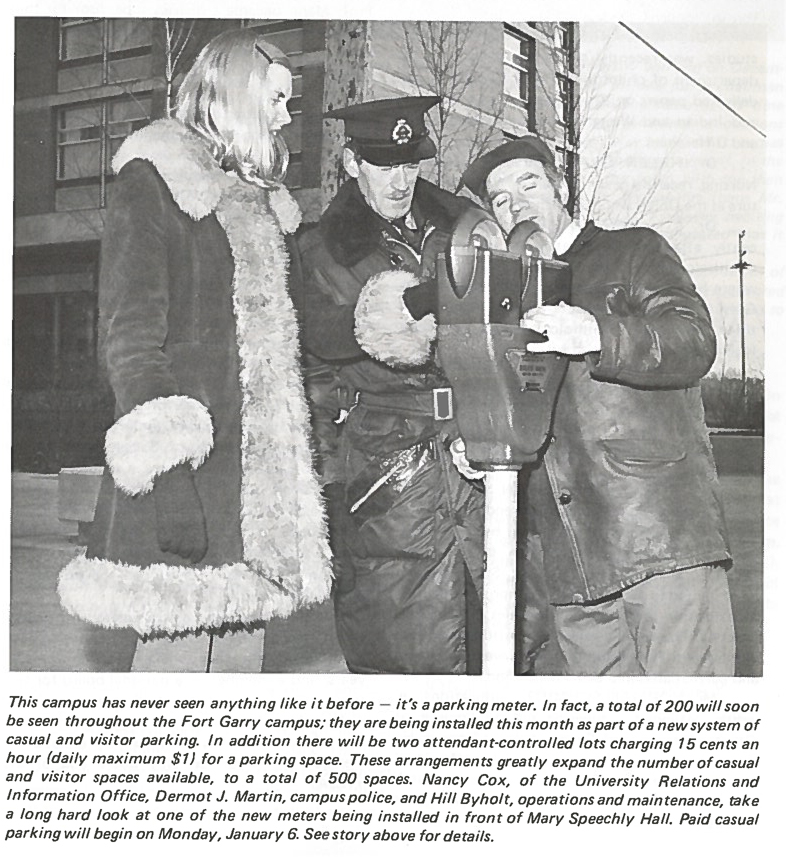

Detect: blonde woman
[58, 29, 331, 672]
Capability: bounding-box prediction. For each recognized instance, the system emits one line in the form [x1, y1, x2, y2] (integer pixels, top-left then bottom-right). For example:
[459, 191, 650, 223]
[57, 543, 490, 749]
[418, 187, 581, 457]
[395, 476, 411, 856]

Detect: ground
[8, 436, 763, 674]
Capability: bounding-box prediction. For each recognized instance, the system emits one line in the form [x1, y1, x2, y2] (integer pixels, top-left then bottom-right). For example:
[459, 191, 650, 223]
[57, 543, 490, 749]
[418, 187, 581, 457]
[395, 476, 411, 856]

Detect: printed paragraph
[2, 693, 762, 845]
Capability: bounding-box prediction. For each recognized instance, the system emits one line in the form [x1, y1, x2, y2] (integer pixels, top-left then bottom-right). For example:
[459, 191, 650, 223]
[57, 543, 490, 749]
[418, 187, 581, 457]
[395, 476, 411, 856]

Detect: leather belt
[358, 388, 454, 421]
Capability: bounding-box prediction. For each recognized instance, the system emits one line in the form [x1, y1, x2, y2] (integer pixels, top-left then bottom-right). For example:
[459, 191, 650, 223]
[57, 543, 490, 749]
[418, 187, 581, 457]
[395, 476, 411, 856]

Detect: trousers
[551, 564, 735, 676]
[130, 626, 266, 672]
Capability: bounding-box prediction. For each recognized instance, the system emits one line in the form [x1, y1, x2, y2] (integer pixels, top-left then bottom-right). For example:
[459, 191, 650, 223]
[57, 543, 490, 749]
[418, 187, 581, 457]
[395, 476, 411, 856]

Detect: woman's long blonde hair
[175, 29, 290, 187]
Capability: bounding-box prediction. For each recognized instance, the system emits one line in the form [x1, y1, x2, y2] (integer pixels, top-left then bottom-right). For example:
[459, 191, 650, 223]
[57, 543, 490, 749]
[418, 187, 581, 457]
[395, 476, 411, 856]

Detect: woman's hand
[154, 465, 208, 563]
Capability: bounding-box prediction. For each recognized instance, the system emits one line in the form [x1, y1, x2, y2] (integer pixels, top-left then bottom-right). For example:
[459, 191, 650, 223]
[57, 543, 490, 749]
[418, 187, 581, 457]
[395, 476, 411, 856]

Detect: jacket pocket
[600, 437, 686, 478]
[345, 441, 439, 560]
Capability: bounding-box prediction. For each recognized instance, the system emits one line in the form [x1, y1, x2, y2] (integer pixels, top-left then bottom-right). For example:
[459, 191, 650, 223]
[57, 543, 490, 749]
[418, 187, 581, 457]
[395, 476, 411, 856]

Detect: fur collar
[113, 119, 233, 220]
[112, 118, 301, 233]
[320, 177, 474, 268]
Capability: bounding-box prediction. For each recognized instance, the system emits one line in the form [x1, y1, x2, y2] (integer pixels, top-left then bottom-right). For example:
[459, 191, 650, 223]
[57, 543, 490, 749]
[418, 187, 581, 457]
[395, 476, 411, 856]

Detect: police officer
[297, 96, 485, 674]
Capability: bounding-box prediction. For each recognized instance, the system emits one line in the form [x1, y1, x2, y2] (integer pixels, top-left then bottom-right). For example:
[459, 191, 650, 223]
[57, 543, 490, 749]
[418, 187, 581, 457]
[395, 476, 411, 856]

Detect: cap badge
[392, 118, 413, 145]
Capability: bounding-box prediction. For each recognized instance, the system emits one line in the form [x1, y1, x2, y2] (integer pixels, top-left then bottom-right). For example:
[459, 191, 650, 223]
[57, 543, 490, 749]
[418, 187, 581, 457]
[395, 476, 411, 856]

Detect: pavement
[8, 440, 763, 674]
[9, 473, 348, 673]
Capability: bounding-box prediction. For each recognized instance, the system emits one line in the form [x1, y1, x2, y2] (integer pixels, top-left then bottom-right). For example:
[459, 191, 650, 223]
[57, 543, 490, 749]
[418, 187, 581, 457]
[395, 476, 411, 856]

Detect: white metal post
[482, 469, 519, 675]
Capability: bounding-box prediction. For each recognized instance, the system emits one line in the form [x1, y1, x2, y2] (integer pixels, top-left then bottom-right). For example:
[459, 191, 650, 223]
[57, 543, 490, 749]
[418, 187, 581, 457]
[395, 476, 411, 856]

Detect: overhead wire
[618, 22, 766, 139]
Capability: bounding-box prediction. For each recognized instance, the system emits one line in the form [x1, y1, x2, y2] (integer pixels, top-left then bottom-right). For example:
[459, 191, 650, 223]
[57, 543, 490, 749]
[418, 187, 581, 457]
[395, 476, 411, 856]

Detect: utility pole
[730, 230, 750, 404]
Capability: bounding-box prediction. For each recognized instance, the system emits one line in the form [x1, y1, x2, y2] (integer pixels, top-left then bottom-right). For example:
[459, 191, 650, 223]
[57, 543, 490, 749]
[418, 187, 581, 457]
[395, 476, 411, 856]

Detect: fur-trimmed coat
[58, 119, 331, 638]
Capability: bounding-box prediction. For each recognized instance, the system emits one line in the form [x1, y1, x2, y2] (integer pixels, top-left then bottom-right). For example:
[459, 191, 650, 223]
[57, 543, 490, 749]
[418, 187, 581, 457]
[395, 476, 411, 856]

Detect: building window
[58, 18, 153, 93]
[13, 291, 98, 391]
[242, 19, 305, 55]
[555, 22, 575, 72]
[56, 94, 152, 210]
[242, 20, 310, 188]
[555, 74, 576, 145]
[503, 26, 535, 130]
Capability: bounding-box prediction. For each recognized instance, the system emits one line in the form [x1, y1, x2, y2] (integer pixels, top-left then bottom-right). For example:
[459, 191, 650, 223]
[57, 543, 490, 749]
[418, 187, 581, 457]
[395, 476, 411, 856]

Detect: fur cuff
[58, 554, 298, 636]
[268, 186, 302, 234]
[105, 396, 213, 496]
[354, 270, 437, 367]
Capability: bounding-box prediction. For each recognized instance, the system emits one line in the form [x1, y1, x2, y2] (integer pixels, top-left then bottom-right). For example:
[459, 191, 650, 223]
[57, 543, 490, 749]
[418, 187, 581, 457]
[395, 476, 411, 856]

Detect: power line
[618, 22, 766, 139]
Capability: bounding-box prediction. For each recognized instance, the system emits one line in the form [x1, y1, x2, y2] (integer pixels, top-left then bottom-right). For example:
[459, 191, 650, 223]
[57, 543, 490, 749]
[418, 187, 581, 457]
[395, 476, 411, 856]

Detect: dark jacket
[58, 119, 331, 638]
[530, 222, 731, 604]
[298, 177, 485, 674]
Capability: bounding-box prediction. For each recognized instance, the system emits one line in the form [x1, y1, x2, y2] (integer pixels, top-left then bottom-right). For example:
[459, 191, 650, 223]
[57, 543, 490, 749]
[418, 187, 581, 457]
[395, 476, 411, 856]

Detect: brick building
[13, 18, 579, 471]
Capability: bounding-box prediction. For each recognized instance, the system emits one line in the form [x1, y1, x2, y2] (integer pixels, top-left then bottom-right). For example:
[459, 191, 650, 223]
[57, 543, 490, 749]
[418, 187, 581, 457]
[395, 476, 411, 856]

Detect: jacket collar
[320, 177, 470, 268]
[559, 220, 603, 258]
[112, 119, 235, 220]
[554, 220, 582, 256]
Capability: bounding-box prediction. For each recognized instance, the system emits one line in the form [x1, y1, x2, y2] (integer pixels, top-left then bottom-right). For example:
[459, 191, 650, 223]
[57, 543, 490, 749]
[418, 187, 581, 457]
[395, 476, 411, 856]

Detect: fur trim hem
[58, 552, 332, 636]
[268, 186, 301, 234]
[106, 396, 213, 496]
[354, 270, 437, 367]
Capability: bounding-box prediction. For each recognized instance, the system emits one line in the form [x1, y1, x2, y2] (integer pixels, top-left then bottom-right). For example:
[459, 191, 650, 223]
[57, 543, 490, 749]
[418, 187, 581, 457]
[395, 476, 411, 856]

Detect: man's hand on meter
[521, 302, 601, 355]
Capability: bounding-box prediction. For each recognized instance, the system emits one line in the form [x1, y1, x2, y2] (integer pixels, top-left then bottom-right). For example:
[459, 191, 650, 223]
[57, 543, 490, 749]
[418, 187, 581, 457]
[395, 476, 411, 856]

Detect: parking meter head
[505, 220, 571, 313]
[434, 210, 571, 469]
[450, 207, 507, 252]
[506, 219, 555, 260]
[443, 208, 506, 297]
[437, 247, 522, 324]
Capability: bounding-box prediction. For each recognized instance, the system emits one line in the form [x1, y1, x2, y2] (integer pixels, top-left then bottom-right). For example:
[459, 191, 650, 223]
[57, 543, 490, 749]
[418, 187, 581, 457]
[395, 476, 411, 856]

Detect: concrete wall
[321, 21, 373, 211]
[15, 18, 59, 100]
[14, 109, 56, 217]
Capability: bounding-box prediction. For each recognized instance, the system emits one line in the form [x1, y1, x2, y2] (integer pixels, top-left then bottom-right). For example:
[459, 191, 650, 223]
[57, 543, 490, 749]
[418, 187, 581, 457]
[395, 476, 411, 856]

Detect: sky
[579, 19, 771, 378]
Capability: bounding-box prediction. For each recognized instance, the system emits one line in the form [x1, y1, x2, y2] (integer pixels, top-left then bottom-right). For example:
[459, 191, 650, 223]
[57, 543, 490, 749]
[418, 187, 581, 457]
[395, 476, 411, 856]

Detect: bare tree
[164, 18, 196, 115]
[574, 27, 676, 230]
[531, 23, 673, 230]
[399, 22, 503, 191]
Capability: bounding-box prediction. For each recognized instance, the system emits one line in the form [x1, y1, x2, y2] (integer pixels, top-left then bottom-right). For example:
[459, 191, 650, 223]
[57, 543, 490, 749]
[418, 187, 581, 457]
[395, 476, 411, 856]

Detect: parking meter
[435, 211, 571, 470]
[435, 210, 571, 675]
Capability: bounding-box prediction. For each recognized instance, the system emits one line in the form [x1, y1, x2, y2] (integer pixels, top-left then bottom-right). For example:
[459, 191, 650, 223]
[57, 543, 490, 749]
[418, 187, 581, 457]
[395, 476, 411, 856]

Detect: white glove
[521, 302, 601, 355]
[450, 438, 485, 481]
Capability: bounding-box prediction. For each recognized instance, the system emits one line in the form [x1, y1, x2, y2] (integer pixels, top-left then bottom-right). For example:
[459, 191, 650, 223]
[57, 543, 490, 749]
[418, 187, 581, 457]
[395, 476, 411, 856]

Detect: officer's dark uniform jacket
[298, 177, 485, 674]
[530, 221, 732, 605]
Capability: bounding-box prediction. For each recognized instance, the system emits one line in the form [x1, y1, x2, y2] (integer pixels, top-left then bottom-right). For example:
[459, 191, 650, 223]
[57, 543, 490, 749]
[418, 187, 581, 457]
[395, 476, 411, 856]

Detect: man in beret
[456, 136, 735, 675]
[296, 96, 486, 674]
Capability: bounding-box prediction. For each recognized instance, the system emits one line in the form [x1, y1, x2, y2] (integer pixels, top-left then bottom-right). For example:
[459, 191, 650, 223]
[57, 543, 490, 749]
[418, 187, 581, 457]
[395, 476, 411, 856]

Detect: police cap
[325, 95, 440, 166]
[461, 136, 557, 198]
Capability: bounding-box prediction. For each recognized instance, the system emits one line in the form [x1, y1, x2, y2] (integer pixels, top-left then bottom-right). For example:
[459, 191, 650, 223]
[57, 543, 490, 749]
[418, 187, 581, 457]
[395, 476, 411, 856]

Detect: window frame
[55, 92, 153, 210]
[58, 18, 153, 83]
[555, 22, 576, 73]
[503, 25, 536, 131]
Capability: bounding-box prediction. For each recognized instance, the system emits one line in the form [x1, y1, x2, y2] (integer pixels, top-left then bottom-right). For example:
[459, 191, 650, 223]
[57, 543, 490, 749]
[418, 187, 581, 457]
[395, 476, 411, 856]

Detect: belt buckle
[432, 388, 453, 421]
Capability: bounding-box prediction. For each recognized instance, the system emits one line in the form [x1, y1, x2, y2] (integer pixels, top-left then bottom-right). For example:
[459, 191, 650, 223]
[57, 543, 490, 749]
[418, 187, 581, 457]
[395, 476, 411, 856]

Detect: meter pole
[482, 469, 519, 675]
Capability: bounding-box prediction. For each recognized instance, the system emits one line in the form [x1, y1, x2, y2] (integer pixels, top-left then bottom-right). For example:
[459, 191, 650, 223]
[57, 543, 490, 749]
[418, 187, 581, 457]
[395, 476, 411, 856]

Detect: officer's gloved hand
[324, 483, 357, 594]
[154, 464, 208, 563]
[402, 278, 437, 321]
[450, 438, 486, 481]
